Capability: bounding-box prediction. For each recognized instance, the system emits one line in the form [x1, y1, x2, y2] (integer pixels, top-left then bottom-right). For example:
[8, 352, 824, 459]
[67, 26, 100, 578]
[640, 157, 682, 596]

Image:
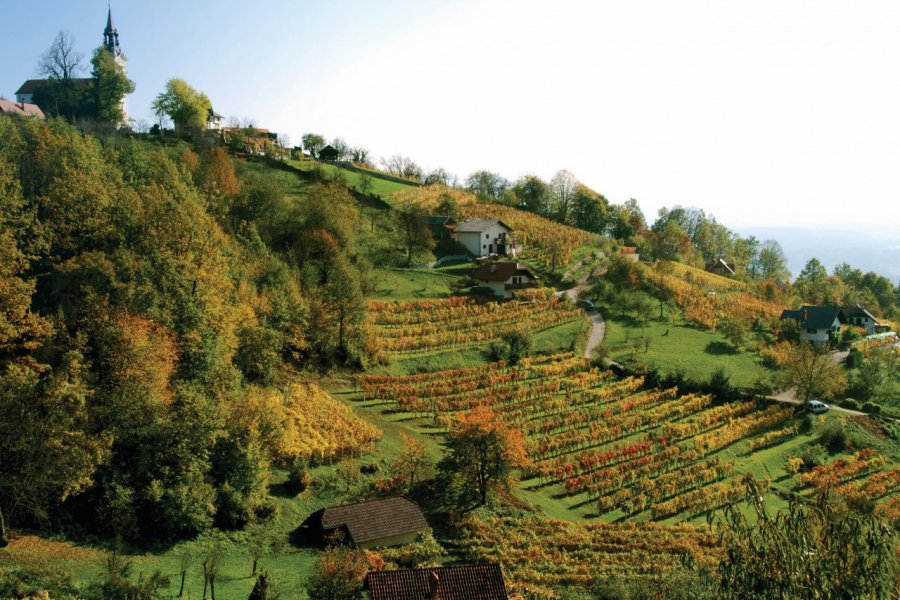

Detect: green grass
[603, 312, 777, 388]
[532, 318, 587, 355]
[286, 159, 418, 200]
[368, 268, 465, 301]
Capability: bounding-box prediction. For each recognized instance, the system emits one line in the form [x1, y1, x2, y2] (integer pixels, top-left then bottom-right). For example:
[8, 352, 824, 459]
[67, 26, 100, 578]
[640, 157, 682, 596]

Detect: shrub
[818, 421, 848, 454]
[846, 348, 863, 369]
[707, 367, 733, 400]
[288, 460, 312, 494]
[487, 330, 532, 365]
[840, 398, 860, 411]
[861, 402, 882, 415]
[797, 444, 827, 470]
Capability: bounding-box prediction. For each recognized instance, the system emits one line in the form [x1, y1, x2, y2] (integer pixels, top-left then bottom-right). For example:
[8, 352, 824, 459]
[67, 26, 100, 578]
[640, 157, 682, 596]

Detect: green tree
[302, 133, 326, 156]
[152, 78, 211, 133]
[794, 257, 829, 303]
[512, 174, 550, 215]
[89, 47, 134, 125]
[716, 478, 897, 599]
[753, 239, 790, 283]
[780, 341, 847, 402]
[549, 169, 578, 223]
[466, 170, 509, 203]
[396, 203, 435, 267]
[321, 257, 366, 365]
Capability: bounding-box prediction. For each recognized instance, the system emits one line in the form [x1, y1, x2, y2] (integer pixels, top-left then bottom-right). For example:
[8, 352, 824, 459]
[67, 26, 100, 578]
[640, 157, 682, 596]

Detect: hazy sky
[2, 1, 899, 231]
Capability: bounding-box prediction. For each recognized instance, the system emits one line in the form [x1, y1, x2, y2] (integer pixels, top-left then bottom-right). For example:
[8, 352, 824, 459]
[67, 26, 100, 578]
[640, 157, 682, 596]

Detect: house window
[485, 234, 489, 239]
[482, 244, 487, 249]
[807, 328, 817, 334]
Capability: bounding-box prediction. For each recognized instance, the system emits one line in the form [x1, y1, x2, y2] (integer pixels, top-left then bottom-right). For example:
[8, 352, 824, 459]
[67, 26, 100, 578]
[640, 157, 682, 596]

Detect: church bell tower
[103, 5, 129, 123]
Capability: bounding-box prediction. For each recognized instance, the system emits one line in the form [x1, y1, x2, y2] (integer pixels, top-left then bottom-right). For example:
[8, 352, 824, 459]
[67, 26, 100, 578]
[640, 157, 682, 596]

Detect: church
[15, 7, 130, 123]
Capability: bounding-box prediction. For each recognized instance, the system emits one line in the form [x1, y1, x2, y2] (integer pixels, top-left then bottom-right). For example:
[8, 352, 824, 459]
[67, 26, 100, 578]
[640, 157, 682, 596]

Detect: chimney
[802, 309, 808, 323]
[429, 571, 440, 599]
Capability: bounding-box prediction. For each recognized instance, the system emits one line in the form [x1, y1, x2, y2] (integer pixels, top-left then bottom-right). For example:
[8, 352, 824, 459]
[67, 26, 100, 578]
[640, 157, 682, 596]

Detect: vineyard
[358, 353, 802, 522]
[460, 203, 600, 268]
[460, 513, 721, 594]
[640, 261, 784, 330]
[368, 288, 582, 354]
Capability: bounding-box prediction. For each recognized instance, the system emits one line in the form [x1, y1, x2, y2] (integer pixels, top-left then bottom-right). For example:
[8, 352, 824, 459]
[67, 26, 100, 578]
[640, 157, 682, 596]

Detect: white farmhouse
[780, 306, 845, 344]
[453, 219, 521, 258]
[472, 262, 537, 299]
[843, 304, 885, 335]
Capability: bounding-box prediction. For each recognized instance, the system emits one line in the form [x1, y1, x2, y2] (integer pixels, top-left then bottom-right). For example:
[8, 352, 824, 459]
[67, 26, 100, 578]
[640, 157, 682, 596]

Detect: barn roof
[320, 497, 428, 545]
[426, 215, 455, 227]
[454, 218, 512, 233]
[367, 564, 508, 600]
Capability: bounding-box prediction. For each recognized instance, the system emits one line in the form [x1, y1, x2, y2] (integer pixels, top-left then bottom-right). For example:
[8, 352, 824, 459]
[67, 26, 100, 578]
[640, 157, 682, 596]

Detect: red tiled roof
[0, 100, 45, 118]
[473, 262, 536, 283]
[321, 497, 428, 545]
[367, 564, 508, 600]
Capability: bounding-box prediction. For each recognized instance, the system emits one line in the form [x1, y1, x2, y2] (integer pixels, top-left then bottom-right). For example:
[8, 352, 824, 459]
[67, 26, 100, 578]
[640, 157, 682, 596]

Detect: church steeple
[103, 5, 121, 57]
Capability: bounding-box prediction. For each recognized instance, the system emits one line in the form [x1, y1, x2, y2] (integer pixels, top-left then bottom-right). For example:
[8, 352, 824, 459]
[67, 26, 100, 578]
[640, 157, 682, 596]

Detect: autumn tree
[306, 546, 369, 600]
[152, 78, 211, 134]
[780, 341, 847, 402]
[439, 406, 529, 505]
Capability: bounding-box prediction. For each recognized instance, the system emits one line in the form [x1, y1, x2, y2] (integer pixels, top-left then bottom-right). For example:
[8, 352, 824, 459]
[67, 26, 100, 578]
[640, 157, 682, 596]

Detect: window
[482, 244, 487, 249]
[807, 328, 817, 334]
[485, 234, 489, 239]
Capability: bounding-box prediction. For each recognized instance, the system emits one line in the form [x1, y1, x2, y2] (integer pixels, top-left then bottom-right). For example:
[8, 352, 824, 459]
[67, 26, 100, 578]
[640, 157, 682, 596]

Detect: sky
[2, 1, 899, 233]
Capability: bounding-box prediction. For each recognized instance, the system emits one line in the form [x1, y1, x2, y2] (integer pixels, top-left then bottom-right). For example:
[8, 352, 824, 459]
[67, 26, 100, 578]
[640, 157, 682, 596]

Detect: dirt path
[557, 285, 606, 359]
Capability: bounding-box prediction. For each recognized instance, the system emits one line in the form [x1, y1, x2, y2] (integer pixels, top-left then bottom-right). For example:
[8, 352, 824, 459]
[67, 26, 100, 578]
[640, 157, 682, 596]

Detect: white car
[805, 399, 829, 413]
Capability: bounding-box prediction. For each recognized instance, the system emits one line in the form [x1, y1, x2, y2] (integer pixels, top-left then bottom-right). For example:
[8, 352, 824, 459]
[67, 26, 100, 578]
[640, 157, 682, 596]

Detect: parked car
[805, 399, 830, 413]
[576, 299, 595, 311]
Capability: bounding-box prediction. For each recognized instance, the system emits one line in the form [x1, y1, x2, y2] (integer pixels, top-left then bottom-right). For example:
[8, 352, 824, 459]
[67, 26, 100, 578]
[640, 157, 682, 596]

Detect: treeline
[0, 114, 373, 544]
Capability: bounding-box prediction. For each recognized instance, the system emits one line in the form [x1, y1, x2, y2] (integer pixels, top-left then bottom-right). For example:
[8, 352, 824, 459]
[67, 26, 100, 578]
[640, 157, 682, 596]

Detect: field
[285, 158, 418, 199]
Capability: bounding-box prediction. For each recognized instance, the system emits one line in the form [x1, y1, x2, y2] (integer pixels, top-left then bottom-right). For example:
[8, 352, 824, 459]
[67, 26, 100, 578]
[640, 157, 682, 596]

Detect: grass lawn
[603, 312, 777, 388]
[286, 159, 417, 199]
[368, 267, 465, 301]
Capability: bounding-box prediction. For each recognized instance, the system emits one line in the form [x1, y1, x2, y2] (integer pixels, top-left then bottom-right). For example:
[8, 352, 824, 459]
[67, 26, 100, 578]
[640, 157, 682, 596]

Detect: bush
[707, 367, 733, 400]
[487, 330, 532, 365]
[0, 567, 80, 600]
[798, 413, 815, 434]
[840, 398, 860, 411]
[797, 444, 827, 470]
[861, 402, 882, 415]
[846, 348, 863, 369]
[818, 421, 848, 454]
[288, 459, 312, 494]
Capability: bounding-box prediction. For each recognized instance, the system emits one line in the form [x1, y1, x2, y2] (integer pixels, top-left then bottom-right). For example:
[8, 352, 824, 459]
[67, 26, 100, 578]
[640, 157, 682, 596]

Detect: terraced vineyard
[460, 513, 722, 594]
[368, 289, 582, 354]
[359, 353, 799, 521]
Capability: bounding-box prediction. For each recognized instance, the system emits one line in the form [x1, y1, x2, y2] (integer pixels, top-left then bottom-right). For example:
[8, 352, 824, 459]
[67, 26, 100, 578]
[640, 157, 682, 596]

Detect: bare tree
[38, 31, 84, 81]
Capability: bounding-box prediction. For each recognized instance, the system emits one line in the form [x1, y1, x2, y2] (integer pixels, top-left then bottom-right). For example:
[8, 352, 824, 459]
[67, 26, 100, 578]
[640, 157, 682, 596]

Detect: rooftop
[454, 218, 513, 233]
[320, 497, 428, 545]
[473, 261, 536, 282]
[367, 564, 508, 600]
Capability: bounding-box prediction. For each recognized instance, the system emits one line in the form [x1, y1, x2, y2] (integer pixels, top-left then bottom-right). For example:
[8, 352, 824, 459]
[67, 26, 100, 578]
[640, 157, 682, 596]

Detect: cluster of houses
[780, 304, 890, 343]
[426, 216, 537, 300]
[301, 496, 508, 599]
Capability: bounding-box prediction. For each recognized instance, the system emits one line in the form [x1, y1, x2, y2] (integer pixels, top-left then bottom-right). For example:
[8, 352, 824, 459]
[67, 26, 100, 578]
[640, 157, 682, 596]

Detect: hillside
[1, 113, 897, 599]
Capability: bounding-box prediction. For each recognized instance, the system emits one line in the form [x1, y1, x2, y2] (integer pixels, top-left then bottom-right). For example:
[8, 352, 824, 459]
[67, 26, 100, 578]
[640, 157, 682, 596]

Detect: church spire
[103, 4, 121, 56]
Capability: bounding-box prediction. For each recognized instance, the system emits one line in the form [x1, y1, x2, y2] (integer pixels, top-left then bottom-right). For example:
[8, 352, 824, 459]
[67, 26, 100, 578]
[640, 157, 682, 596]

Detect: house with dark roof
[454, 219, 521, 258]
[843, 304, 886, 335]
[318, 145, 340, 161]
[780, 306, 845, 343]
[425, 215, 456, 243]
[705, 258, 736, 277]
[0, 99, 45, 119]
[300, 497, 429, 549]
[473, 262, 537, 299]
[207, 108, 224, 130]
[367, 564, 508, 600]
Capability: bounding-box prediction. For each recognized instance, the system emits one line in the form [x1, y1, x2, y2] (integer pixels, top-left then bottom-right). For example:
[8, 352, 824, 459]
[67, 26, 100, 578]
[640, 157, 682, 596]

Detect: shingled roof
[454, 218, 512, 233]
[367, 564, 508, 600]
[780, 305, 844, 329]
[15, 78, 92, 95]
[320, 497, 428, 545]
[473, 262, 536, 282]
[0, 100, 45, 118]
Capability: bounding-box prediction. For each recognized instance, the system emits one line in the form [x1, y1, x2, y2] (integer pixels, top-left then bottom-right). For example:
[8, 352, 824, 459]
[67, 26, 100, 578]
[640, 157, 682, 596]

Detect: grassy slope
[285, 158, 418, 199]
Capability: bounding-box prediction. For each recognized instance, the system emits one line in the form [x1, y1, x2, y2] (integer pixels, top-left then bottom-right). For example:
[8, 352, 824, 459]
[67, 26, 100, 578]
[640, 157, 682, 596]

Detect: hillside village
[1, 7, 900, 600]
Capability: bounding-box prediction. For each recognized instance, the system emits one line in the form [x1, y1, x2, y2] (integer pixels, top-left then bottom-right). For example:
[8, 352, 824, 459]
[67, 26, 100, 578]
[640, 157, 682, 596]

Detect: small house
[300, 497, 429, 549]
[780, 306, 845, 343]
[426, 215, 456, 243]
[367, 564, 508, 600]
[843, 304, 886, 335]
[705, 258, 736, 277]
[473, 262, 537, 299]
[206, 108, 224, 130]
[0, 99, 45, 119]
[454, 219, 520, 258]
[318, 145, 339, 161]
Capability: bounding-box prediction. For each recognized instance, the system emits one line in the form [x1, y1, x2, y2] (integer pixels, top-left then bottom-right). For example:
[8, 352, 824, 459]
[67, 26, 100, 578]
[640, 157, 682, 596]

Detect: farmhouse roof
[426, 215, 456, 227]
[473, 262, 536, 283]
[454, 218, 512, 233]
[0, 100, 45, 118]
[320, 497, 428, 545]
[367, 564, 508, 600]
[844, 304, 880, 323]
[15, 78, 92, 95]
[780, 305, 844, 330]
[705, 258, 736, 276]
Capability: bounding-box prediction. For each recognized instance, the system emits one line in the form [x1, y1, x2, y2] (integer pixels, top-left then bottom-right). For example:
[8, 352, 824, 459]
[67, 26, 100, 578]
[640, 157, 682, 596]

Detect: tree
[349, 146, 370, 165]
[715, 478, 897, 599]
[321, 257, 366, 365]
[607, 199, 646, 241]
[570, 183, 610, 233]
[439, 406, 529, 505]
[330, 137, 350, 161]
[780, 341, 847, 402]
[302, 133, 326, 157]
[753, 239, 790, 283]
[152, 78, 211, 134]
[396, 203, 435, 267]
[466, 170, 509, 203]
[37, 30, 84, 81]
[549, 169, 578, 223]
[306, 546, 369, 600]
[488, 330, 532, 365]
[89, 46, 134, 125]
[511, 174, 550, 215]
[795, 257, 829, 303]
[382, 155, 423, 181]
[718, 318, 749, 350]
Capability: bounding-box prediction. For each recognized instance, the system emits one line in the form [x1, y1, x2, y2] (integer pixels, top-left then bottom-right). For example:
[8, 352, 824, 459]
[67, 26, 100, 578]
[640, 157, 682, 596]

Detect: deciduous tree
[89, 46, 134, 125]
[152, 78, 211, 134]
[780, 341, 847, 402]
